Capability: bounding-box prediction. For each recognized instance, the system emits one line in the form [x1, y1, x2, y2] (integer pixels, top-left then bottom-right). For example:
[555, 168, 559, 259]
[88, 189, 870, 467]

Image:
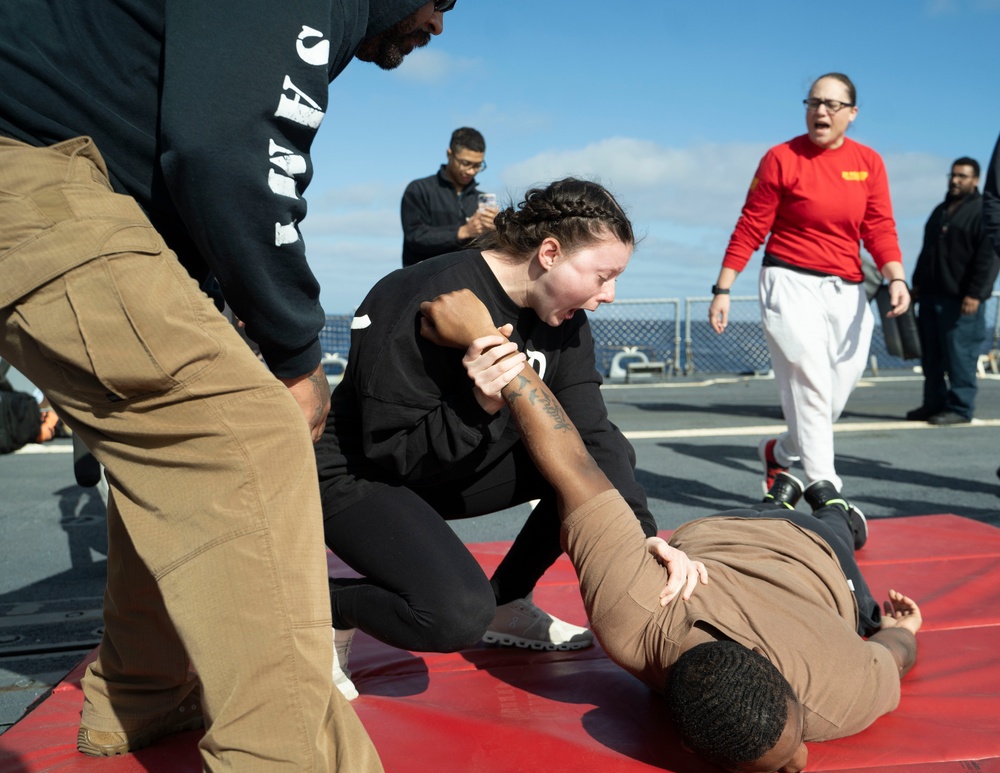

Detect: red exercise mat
[2, 515, 999, 772]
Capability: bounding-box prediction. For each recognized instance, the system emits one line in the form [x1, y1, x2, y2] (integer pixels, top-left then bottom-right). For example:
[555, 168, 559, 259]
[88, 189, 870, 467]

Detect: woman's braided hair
[474, 178, 633, 260]
[664, 641, 797, 769]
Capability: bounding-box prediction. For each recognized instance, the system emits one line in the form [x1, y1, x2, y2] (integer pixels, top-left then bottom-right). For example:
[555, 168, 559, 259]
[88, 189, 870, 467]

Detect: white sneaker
[332, 628, 359, 701]
[482, 594, 593, 651]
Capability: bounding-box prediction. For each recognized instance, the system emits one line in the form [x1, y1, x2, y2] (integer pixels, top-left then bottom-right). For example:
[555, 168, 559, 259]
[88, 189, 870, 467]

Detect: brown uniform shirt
[561, 489, 900, 741]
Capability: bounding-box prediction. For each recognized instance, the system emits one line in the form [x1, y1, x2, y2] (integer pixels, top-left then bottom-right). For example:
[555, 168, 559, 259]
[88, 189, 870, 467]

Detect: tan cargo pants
[0, 136, 382, 772]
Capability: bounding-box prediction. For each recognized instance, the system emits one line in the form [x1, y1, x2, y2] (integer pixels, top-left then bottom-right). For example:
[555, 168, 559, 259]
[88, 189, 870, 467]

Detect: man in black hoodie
[982, 134, 1000, 482]
[985, 136, 1000, 284]
[908, 157, 1000, 425]
[0, 3, 450, 770]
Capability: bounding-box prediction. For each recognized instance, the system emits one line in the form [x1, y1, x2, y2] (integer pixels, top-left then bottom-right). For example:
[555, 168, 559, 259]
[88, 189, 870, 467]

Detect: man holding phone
[401, 127, 498, 266]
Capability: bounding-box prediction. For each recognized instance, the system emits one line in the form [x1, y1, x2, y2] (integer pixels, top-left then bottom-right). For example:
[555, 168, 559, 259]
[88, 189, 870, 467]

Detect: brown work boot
[77, 685, 204, 757]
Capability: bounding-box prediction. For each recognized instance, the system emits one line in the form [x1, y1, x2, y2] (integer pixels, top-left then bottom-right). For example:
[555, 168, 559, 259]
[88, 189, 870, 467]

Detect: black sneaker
[803, 480, 868, 550]
[761, 471, 804, 510]
[904, 405, 937, 421]
[928, 410, 971, 426]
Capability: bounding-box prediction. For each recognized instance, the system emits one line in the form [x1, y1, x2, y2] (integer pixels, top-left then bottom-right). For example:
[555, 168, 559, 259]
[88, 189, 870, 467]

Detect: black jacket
[0, 0, 426, 377]
[912, 190, 999, 301]
[401, 166, 481, 266]
[984, 133, 1000, 257]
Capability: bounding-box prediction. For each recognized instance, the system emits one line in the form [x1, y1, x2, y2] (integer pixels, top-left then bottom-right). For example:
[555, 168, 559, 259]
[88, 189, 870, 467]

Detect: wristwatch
[711, 285, 730, 295]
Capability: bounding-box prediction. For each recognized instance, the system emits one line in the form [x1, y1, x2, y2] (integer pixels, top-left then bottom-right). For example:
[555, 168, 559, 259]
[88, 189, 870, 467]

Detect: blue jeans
[917, 292, 986, 419]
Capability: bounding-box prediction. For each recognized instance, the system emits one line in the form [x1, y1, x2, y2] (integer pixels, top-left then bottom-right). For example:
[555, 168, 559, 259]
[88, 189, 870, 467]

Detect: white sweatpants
[759, 267, 873, 491]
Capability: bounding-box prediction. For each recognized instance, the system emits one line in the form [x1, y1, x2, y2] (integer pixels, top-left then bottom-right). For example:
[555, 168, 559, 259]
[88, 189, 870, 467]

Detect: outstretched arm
[420, 290, 707, 605]
[420, 290, 610, 514]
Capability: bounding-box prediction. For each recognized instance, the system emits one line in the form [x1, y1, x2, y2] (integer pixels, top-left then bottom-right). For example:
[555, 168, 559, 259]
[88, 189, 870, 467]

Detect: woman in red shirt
[709, 72, 910, 510]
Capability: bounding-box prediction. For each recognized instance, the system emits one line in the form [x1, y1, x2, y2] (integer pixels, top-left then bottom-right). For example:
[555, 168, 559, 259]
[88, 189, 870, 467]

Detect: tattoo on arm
[528, 388, 572, 431]
[504, 374, 572, 432]
[308, 370, 329, 423]
[504, 373, 530, 405]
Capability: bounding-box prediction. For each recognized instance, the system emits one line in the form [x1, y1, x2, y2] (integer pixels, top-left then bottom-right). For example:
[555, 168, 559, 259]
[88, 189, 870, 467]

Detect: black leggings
[715, 503, 882, 636]
[323, 445, 564, 652]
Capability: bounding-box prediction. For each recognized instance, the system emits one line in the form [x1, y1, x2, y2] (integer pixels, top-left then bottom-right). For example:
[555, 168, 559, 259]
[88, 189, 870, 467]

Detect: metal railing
[684, 296, 768, 376]
[589, 298, 682, 378]
[320, 292, 1000, 380]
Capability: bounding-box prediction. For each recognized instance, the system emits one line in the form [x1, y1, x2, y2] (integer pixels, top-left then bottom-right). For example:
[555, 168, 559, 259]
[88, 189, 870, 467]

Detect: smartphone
[477, 192, 497, 211]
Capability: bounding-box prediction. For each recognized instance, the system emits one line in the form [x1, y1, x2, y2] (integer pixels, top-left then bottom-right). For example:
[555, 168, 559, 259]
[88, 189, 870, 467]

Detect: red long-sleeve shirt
[723, 135, 902, 282]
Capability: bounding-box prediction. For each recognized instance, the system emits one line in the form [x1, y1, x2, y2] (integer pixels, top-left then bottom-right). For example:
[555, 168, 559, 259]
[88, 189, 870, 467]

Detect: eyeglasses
[803, 98, 854, 113]
[949, 172, 974, 180]
[454, 159, 486, 172]
[434, 0, 457, 12]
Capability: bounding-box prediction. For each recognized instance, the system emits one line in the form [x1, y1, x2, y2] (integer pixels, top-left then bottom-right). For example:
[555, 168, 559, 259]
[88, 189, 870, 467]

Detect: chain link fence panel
[319, 314, 352, 381]
[589, 299, 681, 378]
[684, 296, 768, 375]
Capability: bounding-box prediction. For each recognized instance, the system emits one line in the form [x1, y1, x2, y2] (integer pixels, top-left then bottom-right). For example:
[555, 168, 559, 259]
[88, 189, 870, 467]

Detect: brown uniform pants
[0, 136, 382, 772]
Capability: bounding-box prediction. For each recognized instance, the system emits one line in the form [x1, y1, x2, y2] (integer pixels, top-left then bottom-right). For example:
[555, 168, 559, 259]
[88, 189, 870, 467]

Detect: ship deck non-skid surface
[2, 514, 999, 772]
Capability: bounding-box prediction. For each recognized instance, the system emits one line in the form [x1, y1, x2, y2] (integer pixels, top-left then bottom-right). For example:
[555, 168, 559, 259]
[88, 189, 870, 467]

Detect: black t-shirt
[318, 250, 655, 535]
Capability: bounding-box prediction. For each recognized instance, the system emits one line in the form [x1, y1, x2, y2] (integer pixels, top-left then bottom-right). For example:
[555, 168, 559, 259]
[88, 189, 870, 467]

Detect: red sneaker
[758, 438, 788, 491]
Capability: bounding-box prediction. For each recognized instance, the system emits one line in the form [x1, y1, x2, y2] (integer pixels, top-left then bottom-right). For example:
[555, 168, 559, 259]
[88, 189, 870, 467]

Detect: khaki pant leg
[80, 492, 197, 723]
[0, 137, 382, 772]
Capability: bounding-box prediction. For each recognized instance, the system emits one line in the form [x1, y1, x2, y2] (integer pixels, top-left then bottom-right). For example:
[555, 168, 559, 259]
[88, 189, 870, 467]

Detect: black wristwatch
[711, 285, 730, 295]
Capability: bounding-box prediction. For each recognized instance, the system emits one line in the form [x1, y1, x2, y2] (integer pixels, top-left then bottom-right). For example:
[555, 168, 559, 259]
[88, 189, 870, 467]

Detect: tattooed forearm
[504, 373, 531, 406]
[504, 373, 572, 432]
[307, 370, 329, 425]
[531, 388, 573, 431]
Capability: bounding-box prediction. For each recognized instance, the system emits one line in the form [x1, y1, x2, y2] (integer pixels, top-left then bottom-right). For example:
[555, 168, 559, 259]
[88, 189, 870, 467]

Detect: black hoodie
[0, 0, 426, 377]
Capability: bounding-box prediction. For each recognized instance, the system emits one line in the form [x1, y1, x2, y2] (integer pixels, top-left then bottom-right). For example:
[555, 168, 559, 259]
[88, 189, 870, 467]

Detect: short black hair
[953, 157, 981, 178]
[450, 127, 485, 154]
[665, 641, 797, 769]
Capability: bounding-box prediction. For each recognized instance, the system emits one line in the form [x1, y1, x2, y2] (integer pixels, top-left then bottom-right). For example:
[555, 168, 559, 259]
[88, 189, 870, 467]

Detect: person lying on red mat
[420, 289, 922, 773]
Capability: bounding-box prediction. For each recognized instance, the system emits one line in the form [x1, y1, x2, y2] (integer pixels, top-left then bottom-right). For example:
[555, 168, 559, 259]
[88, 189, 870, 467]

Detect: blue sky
[303, 0, 1000, 314]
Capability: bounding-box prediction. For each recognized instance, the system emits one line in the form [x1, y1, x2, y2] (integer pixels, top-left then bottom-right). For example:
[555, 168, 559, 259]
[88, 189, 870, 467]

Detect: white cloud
[309, 237, 402, 313]
[303, 137, 956, 310]
[305, 207, 400, 239]
[469, 102, 553, 134]
[309, 182, 401, 209]
[393, 48, 480, 84]
[500, 137, 771, 229]
[881, 151, 949, 219]
[500, 137, 950, 232]
[301, 182, 405, 242]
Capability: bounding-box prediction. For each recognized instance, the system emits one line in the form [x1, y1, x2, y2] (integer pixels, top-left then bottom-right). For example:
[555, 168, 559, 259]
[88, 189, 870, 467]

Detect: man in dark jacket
[0, 2, 451, 769]
[401, 127, 498, 266]
[908, 157, 1000, 425]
